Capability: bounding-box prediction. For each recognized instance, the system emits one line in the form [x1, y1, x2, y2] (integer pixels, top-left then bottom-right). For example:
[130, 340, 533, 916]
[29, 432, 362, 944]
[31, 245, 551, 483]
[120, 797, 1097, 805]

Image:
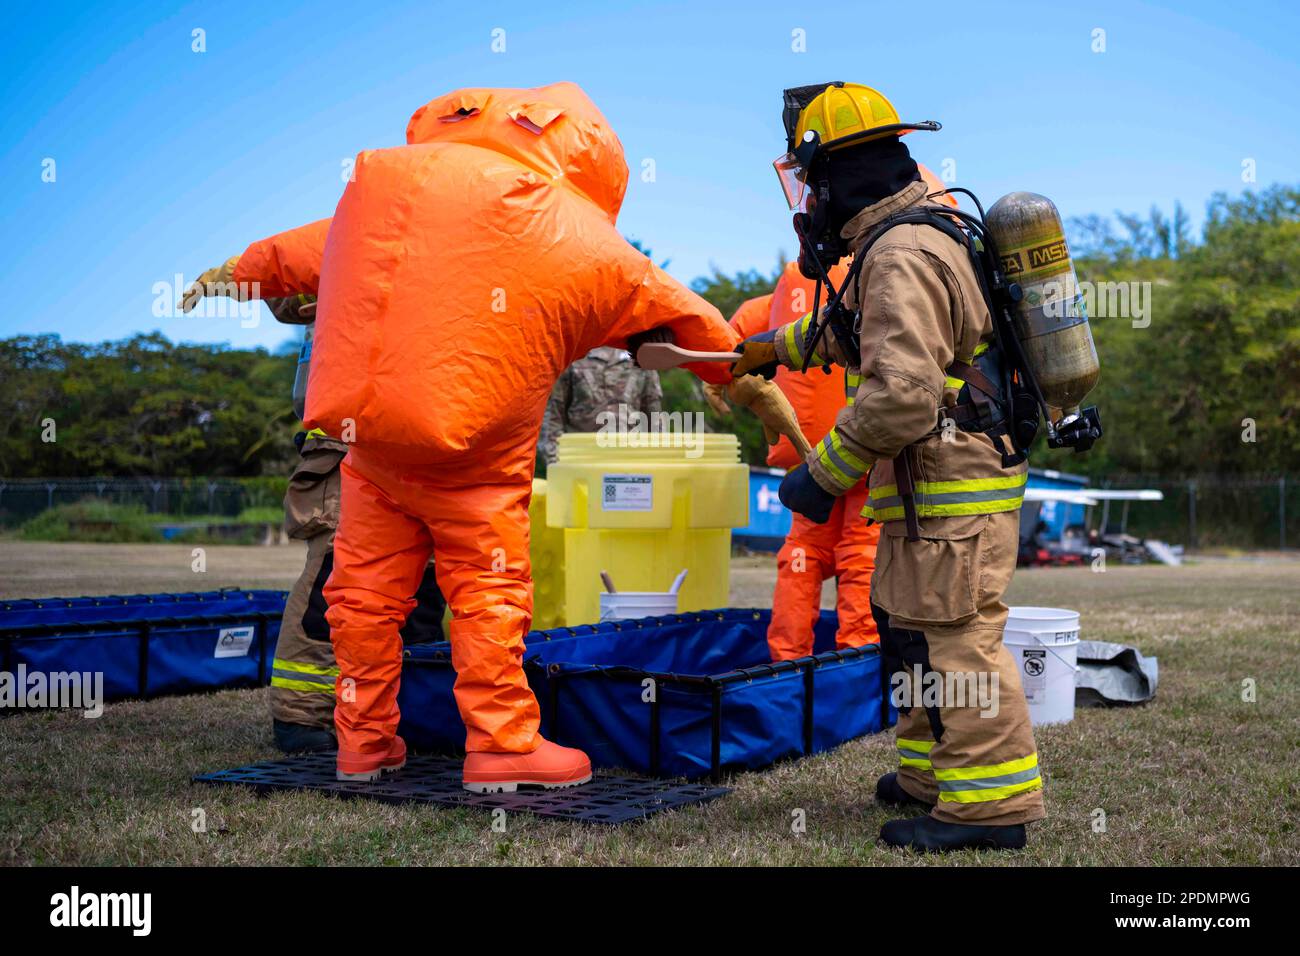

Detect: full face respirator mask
[775, 82, 940, 282]
[791, 178, 843, 281]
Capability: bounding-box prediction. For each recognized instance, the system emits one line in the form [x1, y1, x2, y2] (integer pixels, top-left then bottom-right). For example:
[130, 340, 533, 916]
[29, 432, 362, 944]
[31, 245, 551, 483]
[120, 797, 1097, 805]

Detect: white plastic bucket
[1004, 606, 1080, 725]
[599, 591, 679, 622]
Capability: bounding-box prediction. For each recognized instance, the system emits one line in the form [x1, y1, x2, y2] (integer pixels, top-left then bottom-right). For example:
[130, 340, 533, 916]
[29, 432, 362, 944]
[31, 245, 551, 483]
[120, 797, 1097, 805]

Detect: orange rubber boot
[462, 738, 592, 793]
[337, 735, 407, 782]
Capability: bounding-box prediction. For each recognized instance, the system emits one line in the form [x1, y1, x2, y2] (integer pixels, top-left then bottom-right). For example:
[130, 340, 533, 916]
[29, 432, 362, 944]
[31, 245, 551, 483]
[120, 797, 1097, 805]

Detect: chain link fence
[0, 474, 1295, 551]
[1093, 475, 1297, 551]
[0, 477, 288, 530]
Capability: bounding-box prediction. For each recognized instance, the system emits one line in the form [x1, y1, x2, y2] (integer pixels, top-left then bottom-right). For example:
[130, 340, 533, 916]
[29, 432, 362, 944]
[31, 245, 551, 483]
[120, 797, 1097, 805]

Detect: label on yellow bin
[601, 474, 653, 511]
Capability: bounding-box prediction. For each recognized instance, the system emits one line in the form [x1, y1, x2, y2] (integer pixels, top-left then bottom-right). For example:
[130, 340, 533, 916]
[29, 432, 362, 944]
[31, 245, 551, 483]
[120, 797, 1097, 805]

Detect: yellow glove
[702, 382, 731, 417]
[178, 255, 244, 313]
[731, 334, 780, 379]
[727, 374, 813, 459]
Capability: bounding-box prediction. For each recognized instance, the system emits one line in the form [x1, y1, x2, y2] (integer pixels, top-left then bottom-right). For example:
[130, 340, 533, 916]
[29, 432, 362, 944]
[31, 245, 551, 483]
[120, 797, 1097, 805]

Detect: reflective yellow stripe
[866, 498, 1026, 521]
[934, 753, 1042, 804]
[271, 677, 336, 694]
[934, 752, 1037, 782]
[897, 738, 935, 771]
[899, 751, 934, 770]
[832, 431, 869, 472]
[783, 314, 827, 368]
[816, 446, 854, 488]
[815, 429, 869, 490]
[863, 471, 1028, 521]
[304, 427, 328, 439]
[944, 375, 965, 390]
[783, 320, 803, 366]
[272, 657, 339, 677]
[845, 371, 862, 407]
[939, 777, 1042, 803]
[913, 473, 1028, 495]
[783, 315, 809, 366]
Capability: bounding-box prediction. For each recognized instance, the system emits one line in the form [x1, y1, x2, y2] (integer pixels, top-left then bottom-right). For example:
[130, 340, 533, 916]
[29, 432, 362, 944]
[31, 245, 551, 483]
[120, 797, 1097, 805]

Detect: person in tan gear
[737, 82, 1044, 852]
[264, 296, 445, 754]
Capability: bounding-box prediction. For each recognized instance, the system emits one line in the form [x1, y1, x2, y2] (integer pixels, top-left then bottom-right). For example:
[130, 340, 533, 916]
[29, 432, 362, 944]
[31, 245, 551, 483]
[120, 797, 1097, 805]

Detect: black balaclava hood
[822, 135, 921, 235]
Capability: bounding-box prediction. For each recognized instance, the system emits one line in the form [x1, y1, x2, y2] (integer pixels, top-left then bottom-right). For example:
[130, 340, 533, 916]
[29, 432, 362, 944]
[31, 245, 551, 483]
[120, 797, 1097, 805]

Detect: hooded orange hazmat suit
[231, 83, 737, 774]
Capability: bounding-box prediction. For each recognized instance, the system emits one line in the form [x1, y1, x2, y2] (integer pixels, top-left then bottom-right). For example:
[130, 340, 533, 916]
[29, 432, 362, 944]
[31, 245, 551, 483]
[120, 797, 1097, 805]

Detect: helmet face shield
[773, 152, 810, 211]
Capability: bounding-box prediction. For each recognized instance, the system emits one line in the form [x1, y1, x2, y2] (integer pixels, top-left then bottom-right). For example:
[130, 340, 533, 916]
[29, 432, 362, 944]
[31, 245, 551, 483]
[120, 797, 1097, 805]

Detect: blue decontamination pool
[399, 608, 894, 781]
[2, 594, 892, 781]
[0, 590, 284, 701]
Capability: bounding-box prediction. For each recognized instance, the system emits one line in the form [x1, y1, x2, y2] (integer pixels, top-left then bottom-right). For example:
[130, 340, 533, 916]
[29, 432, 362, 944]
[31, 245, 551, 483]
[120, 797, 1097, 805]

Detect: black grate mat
[193, 753, 730, 825]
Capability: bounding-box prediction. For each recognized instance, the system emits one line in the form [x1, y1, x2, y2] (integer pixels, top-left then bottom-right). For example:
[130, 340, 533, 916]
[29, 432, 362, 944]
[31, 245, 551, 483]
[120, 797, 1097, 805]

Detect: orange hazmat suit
[232, 83, 737, 776]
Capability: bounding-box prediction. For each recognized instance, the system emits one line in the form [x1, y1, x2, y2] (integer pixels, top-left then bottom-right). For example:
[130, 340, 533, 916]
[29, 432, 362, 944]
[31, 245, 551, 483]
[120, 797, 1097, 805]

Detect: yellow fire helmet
[774, 82, 940, 209]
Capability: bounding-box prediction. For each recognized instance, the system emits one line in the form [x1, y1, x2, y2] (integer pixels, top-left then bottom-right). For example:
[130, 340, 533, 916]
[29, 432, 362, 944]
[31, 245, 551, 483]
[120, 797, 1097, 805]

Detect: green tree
[1040, 185, 1300, 479]
[0, 334, 298, 478]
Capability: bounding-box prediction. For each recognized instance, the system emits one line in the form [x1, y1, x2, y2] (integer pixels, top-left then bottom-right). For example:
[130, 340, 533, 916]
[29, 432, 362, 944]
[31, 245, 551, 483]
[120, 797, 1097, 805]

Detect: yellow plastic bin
[528, 478, 566, 631]
[545, 432, 749, 626]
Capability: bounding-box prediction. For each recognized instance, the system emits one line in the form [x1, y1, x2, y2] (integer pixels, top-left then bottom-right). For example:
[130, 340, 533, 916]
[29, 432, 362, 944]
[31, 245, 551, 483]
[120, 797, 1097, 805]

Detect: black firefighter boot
[880, 814, 1027, 853]
[875, 772, 935, 810]
[273, 719, 337, 754]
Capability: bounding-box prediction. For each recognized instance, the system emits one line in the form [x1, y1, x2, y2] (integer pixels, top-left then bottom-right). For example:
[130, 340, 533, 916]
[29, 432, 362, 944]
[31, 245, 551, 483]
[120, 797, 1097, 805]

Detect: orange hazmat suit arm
[702, 293, 774, 416]
[600, 255, 739, 385]
[232, 218, 332, 298]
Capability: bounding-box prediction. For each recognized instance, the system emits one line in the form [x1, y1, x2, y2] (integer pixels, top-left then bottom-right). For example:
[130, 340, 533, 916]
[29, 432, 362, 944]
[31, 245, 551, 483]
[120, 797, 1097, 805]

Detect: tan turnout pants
[269, 438, 350, 729]
[873, 509, 1046, 827]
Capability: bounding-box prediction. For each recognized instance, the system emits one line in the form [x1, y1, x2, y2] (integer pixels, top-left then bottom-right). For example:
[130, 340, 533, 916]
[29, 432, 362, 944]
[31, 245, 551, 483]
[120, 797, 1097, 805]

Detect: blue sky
[2, 0, 1297, 353]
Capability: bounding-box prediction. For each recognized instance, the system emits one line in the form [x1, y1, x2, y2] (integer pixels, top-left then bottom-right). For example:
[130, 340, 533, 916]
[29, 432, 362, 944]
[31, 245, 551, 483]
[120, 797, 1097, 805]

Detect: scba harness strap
[856, 205, 1027, 449]
[801, 198, 1039, 539]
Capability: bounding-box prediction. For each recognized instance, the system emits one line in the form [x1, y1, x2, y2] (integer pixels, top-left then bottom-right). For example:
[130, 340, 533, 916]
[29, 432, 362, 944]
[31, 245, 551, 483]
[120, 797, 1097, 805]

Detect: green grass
[236, 505, 286, 524]
[17, 500, 163, 543]
[16, 499, 284, 545]
[1, 558, 1297, 865]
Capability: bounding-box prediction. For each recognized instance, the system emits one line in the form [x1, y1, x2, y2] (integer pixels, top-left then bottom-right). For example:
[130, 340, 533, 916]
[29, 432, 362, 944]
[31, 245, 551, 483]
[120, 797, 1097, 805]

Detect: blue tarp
[0, 590, 286, 702]
[399, 608, 893, 780]
[733, 468, 793, 551]
[3, 593, 891, 781]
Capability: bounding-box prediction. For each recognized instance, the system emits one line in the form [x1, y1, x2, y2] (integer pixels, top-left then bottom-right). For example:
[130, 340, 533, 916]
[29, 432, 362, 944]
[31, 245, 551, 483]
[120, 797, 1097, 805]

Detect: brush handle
[636, 342, 742, 371]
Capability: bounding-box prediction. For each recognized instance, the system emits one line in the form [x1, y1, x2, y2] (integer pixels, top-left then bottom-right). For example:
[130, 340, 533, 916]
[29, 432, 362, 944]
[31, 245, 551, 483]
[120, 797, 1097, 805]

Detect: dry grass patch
[2, 549, 1297, 865]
